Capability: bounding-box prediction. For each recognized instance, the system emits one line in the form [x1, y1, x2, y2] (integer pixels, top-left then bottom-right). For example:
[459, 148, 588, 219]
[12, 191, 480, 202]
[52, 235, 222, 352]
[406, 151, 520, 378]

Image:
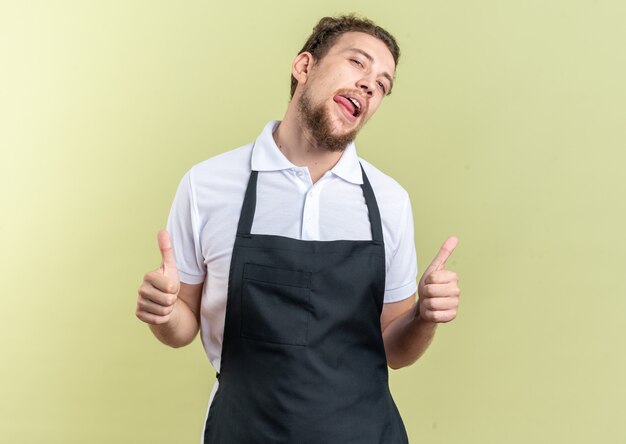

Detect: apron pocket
[241, 263, 311, 346]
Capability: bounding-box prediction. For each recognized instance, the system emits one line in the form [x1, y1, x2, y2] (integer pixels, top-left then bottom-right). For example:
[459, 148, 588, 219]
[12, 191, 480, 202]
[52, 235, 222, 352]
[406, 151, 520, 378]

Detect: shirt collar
[251, 120, 363, 185]
[251, 120, 295, 171]
[330, 141, 363, 185]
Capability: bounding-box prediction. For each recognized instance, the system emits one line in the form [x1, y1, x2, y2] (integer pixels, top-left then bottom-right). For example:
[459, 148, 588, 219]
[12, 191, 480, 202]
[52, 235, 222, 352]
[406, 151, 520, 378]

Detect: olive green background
[1, 0, 624, 443]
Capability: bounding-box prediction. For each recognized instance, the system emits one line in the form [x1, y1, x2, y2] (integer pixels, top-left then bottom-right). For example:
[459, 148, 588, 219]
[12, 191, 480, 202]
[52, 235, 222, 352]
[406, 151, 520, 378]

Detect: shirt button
[296, 170, 303, 177]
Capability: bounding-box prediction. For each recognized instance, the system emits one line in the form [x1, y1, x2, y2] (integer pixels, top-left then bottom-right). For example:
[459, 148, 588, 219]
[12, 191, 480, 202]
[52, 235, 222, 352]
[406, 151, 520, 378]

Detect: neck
[273, 106, 345, 184]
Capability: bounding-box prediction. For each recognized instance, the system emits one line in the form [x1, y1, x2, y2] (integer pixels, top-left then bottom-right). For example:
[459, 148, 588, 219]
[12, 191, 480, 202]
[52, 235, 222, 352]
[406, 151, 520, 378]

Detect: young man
[137, 15, 460, 443]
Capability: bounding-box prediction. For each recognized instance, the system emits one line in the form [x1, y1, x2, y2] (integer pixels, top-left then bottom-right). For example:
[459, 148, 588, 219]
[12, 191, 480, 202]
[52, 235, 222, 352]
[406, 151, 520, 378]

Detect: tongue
[334, 95, 356, 116]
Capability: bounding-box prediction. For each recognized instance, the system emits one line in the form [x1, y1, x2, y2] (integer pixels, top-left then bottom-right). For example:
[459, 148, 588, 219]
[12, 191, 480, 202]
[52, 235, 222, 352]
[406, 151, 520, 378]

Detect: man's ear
[292, 52, 314, 86]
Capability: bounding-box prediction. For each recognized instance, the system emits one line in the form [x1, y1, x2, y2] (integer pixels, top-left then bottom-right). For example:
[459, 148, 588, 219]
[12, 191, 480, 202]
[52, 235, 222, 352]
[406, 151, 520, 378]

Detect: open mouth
[333, 95, 363, 119]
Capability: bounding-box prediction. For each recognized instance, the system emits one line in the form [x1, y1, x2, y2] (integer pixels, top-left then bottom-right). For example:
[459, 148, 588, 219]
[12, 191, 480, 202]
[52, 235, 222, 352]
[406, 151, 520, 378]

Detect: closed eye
[351, 59, 364, 68]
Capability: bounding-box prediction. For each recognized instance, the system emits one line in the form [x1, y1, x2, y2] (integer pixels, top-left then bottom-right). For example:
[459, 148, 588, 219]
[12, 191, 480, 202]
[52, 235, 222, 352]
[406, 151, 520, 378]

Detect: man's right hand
[136, 230, 181, 325]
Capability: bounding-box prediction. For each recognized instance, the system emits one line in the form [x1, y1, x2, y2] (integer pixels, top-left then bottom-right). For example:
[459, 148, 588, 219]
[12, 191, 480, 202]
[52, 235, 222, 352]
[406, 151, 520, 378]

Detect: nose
[357, 77, 375, 97]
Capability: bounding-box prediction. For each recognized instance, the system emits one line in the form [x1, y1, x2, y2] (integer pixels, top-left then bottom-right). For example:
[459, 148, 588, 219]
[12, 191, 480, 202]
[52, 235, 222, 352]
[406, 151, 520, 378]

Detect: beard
[297, 87, 363, 153]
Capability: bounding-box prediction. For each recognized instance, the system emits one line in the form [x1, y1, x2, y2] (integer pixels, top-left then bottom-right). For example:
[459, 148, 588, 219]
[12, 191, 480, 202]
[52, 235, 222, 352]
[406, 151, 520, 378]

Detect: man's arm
[146, 282, 203, 348]
[381, 295, 437, 369]
[136, 230, 204, 348]
[381, 237, 460, 369]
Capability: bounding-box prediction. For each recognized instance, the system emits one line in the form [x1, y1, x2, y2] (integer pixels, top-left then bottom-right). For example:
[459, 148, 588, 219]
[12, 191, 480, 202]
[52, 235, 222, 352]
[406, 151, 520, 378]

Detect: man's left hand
[417, 236, 461, 323]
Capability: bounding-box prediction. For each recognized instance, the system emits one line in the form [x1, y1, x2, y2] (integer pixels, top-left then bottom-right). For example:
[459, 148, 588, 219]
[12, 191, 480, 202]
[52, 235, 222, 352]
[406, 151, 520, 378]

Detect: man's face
[296, 32, 396, 152]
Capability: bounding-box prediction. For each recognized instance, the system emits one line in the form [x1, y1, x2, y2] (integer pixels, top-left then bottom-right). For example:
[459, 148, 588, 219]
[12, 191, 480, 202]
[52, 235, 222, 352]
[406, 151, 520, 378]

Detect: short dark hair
[290, 15, 400, 99]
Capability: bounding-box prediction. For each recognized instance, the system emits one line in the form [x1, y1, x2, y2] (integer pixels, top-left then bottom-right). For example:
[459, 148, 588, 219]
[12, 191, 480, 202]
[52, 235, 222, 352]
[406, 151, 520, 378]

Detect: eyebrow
[346, 48, 395, 94]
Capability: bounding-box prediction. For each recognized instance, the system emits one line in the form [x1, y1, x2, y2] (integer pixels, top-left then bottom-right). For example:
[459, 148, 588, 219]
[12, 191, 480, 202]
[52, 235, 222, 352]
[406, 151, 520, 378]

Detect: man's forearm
[148, 299, 200, 348]
[382, 301, 437, 369]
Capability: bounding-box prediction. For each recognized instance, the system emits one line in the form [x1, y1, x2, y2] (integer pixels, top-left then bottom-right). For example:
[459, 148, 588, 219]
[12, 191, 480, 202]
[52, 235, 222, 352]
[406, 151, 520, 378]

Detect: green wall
[1, 1, 624, 442]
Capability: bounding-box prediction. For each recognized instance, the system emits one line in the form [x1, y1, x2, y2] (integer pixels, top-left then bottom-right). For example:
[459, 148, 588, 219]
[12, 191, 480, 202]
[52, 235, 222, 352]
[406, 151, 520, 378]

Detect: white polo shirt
[167, 120, 418, 374]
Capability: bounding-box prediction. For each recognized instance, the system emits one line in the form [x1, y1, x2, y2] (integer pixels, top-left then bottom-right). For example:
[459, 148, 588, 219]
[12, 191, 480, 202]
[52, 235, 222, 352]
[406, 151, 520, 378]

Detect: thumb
[423, 236, 458, 277]
[157, 229, 177, 273]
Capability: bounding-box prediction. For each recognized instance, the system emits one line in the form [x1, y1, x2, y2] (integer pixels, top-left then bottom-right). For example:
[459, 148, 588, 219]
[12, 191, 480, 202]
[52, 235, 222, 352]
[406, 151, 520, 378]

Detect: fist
[417, 236, 461, 324]
[136, 230, 180, 325]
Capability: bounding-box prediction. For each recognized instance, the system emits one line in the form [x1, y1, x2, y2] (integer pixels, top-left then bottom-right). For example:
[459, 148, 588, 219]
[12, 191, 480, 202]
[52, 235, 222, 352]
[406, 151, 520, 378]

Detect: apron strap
[237, 170, 258, 235]
[360, 164, 384, 243]
[237, 165, 384, 243]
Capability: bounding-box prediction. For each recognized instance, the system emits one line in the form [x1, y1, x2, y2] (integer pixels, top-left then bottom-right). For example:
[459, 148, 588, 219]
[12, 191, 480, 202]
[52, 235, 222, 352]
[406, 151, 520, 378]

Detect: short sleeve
[166, 169, 206, 284]
[384, 193, 418, 303]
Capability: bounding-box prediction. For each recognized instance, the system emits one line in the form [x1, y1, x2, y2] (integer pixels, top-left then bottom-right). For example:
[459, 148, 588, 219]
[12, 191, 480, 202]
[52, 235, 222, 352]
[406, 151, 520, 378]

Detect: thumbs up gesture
[417, 236, 461, 324]
[136, 230, 181, 325]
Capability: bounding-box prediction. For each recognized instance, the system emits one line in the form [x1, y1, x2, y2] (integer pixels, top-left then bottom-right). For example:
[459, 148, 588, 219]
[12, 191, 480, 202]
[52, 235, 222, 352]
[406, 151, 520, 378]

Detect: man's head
[290, 15, 400, 99]
[289, 15, 400, 152]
